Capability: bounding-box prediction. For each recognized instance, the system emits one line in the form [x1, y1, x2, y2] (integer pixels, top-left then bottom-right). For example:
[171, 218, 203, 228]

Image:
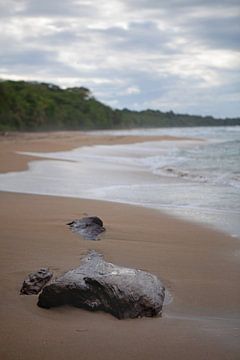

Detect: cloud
[0, 0, 239, 117]
[13, 0, 96, 18]
[125, 86, 141, 95]
[184, 16, 240, 50]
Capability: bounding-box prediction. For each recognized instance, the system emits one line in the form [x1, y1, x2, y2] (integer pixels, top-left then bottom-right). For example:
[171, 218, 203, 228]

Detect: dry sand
[0, 132, 239, 360]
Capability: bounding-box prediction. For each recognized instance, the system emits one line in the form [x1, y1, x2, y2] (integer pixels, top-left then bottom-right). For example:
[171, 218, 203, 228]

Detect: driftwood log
[38, 251, 165, 319]
[67, 216, 105, 240]
[20, 268, 53, 295]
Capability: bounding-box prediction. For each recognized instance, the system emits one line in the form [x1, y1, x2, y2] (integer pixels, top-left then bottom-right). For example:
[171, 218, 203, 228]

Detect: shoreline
[0, 131, 197, 173]
[1, 130, 238, 238]
[0, 132, 240, 359]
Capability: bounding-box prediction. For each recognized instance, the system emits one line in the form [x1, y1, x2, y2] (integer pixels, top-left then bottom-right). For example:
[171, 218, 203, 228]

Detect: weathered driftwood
[38, 251, 165, 319]
[67, 216, 105, 240]
[20, 268, 53, 295]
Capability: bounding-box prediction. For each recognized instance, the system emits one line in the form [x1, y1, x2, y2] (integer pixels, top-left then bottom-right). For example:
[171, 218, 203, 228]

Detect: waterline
[0, 127, 239, 237]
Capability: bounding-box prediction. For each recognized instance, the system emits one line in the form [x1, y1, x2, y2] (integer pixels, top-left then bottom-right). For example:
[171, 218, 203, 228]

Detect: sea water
[0, 126, 239, 237]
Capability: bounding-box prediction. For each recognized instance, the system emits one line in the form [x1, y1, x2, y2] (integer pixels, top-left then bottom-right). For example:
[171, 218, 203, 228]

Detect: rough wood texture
[20, 268, 53, 295]
[38, 252, 165, 319]
[67, 216, 105, 240]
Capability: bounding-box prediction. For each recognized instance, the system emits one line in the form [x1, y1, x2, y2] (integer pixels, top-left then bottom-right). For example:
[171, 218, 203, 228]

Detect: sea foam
[0, 126, 239, 237]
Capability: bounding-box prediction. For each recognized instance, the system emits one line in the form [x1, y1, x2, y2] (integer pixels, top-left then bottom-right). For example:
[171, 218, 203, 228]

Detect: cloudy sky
[1, 0, 239, 117]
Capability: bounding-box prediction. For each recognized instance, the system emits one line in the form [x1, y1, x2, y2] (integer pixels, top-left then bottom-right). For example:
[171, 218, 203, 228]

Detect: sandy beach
[0, 132, 239, 360]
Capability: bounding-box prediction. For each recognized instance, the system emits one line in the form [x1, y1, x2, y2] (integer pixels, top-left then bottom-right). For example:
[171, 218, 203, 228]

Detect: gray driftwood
[20, 268, 53, 295]
[38, 251, 165, 319]
[67, 216, 105, 240]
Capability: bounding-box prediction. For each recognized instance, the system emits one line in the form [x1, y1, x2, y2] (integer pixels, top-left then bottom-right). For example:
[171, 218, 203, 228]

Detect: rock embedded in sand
[38, 251, 165, 319]
[67, 216, 105, 240]
[20, 268, 53, 295]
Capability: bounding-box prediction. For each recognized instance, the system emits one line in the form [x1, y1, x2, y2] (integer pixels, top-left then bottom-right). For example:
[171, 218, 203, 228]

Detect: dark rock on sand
[38, 251, 165, 319]
[20, 268, 53, 295]
[67, 216, 105, 240]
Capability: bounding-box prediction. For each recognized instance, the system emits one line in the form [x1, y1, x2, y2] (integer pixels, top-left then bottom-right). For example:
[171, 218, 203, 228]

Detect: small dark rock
[37, 251, 165, 319]
[67, 216, 105, 240]
[20, 268, 53, 295]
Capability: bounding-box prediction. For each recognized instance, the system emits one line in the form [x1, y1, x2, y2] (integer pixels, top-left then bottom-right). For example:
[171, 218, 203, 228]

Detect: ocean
[0, 126, 239, 237]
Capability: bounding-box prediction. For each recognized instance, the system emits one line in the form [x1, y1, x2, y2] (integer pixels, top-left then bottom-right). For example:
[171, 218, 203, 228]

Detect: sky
[0, 0, 240, 118]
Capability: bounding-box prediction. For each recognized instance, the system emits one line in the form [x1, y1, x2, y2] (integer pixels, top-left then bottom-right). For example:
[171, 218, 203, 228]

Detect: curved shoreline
[0, 130, 239, 238]
[0, 131, 197, 173]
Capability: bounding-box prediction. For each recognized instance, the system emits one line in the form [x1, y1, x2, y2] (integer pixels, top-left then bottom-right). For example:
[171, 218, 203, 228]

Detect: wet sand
[0, 132, 239, 360]
[0, 131, 195, 173]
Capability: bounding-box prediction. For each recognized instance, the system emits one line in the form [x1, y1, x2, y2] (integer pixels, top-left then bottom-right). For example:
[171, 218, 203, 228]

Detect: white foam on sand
[0, 127, 240, 237]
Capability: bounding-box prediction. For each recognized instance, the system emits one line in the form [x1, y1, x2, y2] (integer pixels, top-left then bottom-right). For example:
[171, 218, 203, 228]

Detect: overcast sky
[1, 0, 239, 117]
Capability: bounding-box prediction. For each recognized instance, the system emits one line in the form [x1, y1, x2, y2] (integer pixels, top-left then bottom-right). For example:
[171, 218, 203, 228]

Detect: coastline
[0, 132, 240, 360]
[0, 131, 195, 173]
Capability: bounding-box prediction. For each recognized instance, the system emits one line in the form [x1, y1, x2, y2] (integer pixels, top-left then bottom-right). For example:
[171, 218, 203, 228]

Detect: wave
[1, 126, 239, 237]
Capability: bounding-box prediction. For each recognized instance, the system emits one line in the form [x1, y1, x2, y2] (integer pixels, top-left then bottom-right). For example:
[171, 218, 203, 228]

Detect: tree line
[0, 80, 239, 131]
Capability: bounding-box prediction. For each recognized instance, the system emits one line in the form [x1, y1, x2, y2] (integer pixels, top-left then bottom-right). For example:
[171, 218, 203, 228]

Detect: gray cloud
[91, 21, 179, 54]
[0, 49, 56, 67]
[15, 0, 96, 17]
[183, 16, 240, 50]
[126, 0, 240, 10]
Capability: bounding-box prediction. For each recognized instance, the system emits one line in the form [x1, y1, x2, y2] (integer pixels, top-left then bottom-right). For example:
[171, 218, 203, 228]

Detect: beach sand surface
[0, 131, 195, 173]
[0, 132, 239, 360]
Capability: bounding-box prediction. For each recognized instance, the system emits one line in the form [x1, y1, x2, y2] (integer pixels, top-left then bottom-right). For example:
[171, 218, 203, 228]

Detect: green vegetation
[0, 79, 239, 131]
